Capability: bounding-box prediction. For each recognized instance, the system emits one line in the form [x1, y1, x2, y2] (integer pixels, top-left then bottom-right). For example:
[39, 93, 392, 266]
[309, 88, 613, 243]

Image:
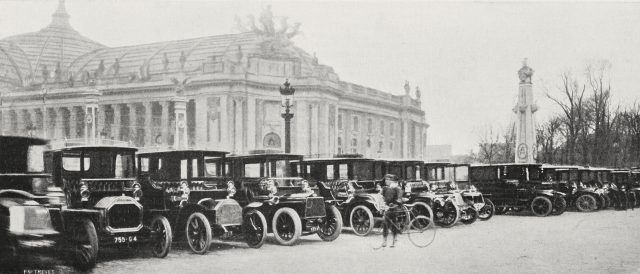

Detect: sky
[1, 0, 639, 154]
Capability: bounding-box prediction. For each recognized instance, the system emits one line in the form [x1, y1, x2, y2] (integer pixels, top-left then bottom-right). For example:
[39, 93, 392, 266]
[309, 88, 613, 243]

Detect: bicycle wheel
[366, 217, 385, 250]
[407, 216, 436, 248]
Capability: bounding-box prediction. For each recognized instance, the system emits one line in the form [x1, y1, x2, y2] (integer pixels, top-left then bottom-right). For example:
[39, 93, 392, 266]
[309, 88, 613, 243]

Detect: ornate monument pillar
[514, 59, 538, 163]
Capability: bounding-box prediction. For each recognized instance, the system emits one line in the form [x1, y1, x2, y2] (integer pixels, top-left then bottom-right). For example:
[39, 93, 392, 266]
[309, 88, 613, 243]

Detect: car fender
[245, 202, 263, 209]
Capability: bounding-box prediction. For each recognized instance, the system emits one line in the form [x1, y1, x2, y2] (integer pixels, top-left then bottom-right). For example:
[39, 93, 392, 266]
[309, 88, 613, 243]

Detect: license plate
[114, 236, 138, 244]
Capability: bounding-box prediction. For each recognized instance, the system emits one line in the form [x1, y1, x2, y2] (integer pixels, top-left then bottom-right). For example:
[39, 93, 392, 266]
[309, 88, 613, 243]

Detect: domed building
[0, 1, 428, 159]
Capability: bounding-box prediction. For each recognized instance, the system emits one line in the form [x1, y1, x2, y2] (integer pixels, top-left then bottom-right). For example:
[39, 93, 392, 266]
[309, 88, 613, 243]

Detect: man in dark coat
[381, 174, 403, 247]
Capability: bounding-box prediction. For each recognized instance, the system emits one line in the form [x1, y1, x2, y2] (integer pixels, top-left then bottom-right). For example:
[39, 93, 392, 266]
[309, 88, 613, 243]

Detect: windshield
[204, 156, 224, 177]
[454, 166, 469, 182]
[63, 150, 135, 178]
[354, 162, 374, 180]
[426, 166, 445, 181]
[528, 166, 541, 180]
[502, 166, 525, 180]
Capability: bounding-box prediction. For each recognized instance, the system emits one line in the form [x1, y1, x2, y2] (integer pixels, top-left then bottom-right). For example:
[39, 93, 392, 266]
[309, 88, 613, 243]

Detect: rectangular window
[180, 159, 188, 179]
[27, 145, 45, 172]
[244, 163, 261, 177]
[62, 157, 90, 171]
[192, 158, 199, 177]
[326, 165, 335, 180]
[353, 116, 359, 131]
[140, 157, 149, 172]
[454, 166, 469, 182]
[339, 164, 348, 180]
[204, 156, 222, 177]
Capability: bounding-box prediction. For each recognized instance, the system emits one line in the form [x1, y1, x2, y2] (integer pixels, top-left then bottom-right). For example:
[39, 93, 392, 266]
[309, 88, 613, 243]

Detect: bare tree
[477, 125, 501, 164]
[546, 71, 586, 164]
[536, 115, 563, 164]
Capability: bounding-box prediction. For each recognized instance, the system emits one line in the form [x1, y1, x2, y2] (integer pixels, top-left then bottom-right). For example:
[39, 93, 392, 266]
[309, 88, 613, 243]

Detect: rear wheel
[185, 212, 212, 254]
[71, 218, 98, 271]
[350, 205, 374, 236]
[575, 194, 597, 212]
[478, 199, 495, 220]
[317, 205, 343, 241]
[272, 207, 302, 246]
[530, 196, 553, 217]
[244, 210, 267, 248]
[552, 197, 567, 216]
[149, 215, 172, 258]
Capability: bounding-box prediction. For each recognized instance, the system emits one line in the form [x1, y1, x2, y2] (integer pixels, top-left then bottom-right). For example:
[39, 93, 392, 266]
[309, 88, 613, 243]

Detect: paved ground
[7, 208, 640, 274]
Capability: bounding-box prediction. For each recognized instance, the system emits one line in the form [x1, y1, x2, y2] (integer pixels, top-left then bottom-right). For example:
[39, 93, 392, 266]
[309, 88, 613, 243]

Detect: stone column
[96, 105, 106, 143]
[144, 102, 154, 148]
[318, 103, 329, 158]
[219, 95, 229, 150]
[160, 101, 170, 147]
[53, 108, 63, 140]
[194, 97, 208, 148]
[247, 97, 256, 151]
[68, 107, 77, 139]
[173, 97, 188, 149]
[112, 104, 121, 141]
[129, 103, 138, 146]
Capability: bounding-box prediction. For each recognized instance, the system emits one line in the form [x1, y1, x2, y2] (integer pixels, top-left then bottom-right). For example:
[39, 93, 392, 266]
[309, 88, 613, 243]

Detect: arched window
[389, 141, 393, 151]
[337, 137, 343, 154]
[351, 138, 358, 153]
[263, 132, 281, 148]
[352, 116, 359, 131]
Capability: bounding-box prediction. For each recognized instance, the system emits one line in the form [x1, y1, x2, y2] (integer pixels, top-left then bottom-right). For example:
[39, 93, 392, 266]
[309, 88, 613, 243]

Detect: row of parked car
[2, 135, 639, 270]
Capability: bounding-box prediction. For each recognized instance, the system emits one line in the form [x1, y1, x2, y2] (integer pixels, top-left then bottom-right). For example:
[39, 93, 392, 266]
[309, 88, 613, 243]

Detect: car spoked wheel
[317, 205, 343, 241]
[410, 202, 434, 229]
[478, 198, 495, 220]
[350, 205, 374, 236]
[272, 207, 302, 246]
[552, 197, 567, 216]
[575, 195, 597, 212]
[71, 218, 98, 271]
[407, 216, 436, 248]
[149, 215, 172, 258]
[437, 201, 460, 228]
[530, 196, 553, 217]
[243, 210, 267, 248]
[460, 207, 478, 224]
[185, 212, 212, 254]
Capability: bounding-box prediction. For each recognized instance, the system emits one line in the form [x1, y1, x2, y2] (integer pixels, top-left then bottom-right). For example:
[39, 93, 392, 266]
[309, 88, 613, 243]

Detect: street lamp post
[279, 79, 295, 153]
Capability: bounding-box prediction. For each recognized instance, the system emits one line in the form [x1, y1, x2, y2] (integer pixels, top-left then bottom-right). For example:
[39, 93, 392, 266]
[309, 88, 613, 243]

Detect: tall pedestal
[514, 60, 538, 163]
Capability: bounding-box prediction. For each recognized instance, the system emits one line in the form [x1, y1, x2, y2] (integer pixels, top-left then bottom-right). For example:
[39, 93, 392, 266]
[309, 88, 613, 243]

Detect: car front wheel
[437, 201, 460, 228]
[244, 210, 267, 248]
[272, 207, 302, 246]
[71, 218, 98, 271]
[530, 196, 553, 217]
[149, 215, 172, 258]
[317, 205, 343, 241]
[185, 212, 212, 254]
[575, 194, 597, 212]
[350, 205, 374, 236]
[460, 207, 478, 225]
[478, 199, 495, 220]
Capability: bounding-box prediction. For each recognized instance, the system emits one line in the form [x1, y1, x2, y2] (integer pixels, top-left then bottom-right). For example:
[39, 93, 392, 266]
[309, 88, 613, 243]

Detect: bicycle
[368, 202, 437, 249]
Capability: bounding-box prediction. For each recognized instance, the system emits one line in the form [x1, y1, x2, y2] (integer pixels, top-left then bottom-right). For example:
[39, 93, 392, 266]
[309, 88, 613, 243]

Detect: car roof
[138, 149, 228, 157]
[50, 145, 137, 153]
[470, 163, 542, 167]
[0, 135, 48, 146]
[301, 157, 376, 163]
[377, 158, 424, 163]
[226, 153, 303, 160]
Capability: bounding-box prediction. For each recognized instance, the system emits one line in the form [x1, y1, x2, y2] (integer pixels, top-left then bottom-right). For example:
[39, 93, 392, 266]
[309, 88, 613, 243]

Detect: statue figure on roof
[260, 5, 275, 34]
[415, 86, 421, 100]
[171, 76, 191, 96]
[404, 81, 410, 95]
[96, 60, 105, 78]
[179, 51, 187, 71]
[67, 71, 74, 87]
[312, 52, 318, 65]
[112, 58, 120, 76]
[518, 58, 534, 84]
[162, 52, 169, 72]
[54, 62, 62, 82]
[41, 65, 50, 83]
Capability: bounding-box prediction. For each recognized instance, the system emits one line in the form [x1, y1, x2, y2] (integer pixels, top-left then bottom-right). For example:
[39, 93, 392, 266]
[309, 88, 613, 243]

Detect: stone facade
[0, 1, 428, 159]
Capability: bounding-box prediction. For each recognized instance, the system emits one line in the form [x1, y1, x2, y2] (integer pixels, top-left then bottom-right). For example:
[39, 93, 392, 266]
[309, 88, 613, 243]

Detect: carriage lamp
[404, 184, 412, 194]
[132, 183, 143, 201]
[469, 185, 478, 192]
[80, 182, 90, 202]
[449, 182, 457, 190]
[226, 181, 236, 199]
[430, 184, 438, 191]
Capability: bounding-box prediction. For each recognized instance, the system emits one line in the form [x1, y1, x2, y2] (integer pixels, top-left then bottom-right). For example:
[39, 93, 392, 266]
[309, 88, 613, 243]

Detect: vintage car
[631, 170, 640, 207]
[226, 152, 341, 245]
[0, 136, 59, 268]
[469, 164, 567, 217]
[45, 145, 171, 269]
[541, 165, 595, 213]
[611, 169, 637, 210]
[417, 162, 461, 227]
[299, 155, 431, 236]
[579, 167, 610, 210]
[137, 150, 267, 254]
[377, 159, 434, 221]
[448, 163, 495, 221]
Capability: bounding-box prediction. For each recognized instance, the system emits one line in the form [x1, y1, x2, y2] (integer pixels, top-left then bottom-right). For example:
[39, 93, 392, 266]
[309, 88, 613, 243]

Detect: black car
[227, 152, 341, 245]
[0, 136, 59, 268]
[469, 164, 567, 217]
[448, 163, 495, 221]
[541, 165, 598, 213]
[137, 150, 267, 254]
[45, 145, 171, 269]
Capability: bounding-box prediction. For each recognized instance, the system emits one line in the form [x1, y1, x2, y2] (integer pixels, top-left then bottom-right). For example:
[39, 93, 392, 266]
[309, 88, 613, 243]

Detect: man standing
[381, 174, 403, 247]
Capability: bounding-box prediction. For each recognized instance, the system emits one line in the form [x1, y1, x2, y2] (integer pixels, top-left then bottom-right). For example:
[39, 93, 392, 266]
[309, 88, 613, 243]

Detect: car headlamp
[431, 184, 438, 191]
[449, 182, 456, 190]
[226, 181, 236, 198]
[80, 182, 90, 202]
[404, 184, 412, 193]
[132, 183, 143, 201]
[180, 180, 190, 198]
